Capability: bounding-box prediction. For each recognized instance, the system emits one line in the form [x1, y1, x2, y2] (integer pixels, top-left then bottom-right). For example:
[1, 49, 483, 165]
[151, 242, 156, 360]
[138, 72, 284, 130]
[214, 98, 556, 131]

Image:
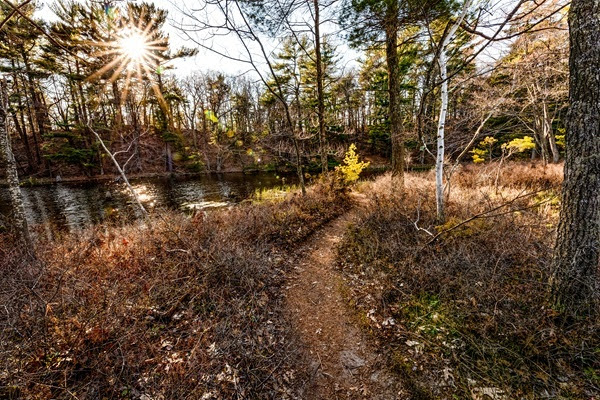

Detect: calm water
[0, 172, 296, 233]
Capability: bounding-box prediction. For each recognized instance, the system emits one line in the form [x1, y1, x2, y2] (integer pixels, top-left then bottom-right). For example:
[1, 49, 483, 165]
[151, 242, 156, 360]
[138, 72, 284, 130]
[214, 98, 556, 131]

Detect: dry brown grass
[338, 162, 599, 399]
[0, 180, 350, 399]
[445, 161, 563, 190]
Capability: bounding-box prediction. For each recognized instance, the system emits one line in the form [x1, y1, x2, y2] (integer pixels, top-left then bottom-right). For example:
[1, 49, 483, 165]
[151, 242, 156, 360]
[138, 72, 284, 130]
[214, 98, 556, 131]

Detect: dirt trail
[286, 195, 406, 399]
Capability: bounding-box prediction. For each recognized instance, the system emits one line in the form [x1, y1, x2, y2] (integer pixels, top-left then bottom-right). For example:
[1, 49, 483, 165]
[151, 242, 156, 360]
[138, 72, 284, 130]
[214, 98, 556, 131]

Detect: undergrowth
[337, 163, 599, 399]
[0, 179, 350, 399]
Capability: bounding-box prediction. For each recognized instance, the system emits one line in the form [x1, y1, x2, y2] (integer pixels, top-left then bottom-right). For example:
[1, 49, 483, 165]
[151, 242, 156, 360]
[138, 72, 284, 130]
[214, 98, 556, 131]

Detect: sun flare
[118, 30, 149, 63]
[87, 7, 169, 108]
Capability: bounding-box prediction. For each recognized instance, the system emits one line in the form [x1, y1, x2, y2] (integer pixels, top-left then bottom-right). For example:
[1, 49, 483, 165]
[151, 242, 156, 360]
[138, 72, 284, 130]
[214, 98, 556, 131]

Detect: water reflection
[0, 172, 294, 234]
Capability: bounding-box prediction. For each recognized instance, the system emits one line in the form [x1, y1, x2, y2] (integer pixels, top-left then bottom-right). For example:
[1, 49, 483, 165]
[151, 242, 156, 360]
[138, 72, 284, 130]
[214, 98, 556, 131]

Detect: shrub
[338, 169, 598, 399]
[0, 182, 350, 399]
[335, 143, 370, 186]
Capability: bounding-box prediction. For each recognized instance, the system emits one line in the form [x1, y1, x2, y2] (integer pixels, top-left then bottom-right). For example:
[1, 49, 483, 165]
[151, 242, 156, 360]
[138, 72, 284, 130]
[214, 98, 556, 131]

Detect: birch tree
[434, 0, 472, 222]
[0, 79, 32, 249]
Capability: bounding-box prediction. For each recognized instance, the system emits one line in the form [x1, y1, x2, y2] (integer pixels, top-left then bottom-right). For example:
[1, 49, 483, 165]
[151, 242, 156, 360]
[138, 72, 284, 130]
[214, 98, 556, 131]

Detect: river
[0, 172, 296, 234]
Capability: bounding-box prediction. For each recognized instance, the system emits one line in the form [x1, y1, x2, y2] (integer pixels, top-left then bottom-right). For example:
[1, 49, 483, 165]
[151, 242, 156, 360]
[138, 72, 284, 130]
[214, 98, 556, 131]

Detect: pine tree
[551, 0, 600, 318]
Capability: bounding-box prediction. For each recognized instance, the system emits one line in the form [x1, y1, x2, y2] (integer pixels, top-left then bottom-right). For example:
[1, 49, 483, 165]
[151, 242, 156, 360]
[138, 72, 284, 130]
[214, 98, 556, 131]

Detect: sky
[35, 1, 242, 75]
[33, 0, 528, 79]
[34, 0, 363, 78]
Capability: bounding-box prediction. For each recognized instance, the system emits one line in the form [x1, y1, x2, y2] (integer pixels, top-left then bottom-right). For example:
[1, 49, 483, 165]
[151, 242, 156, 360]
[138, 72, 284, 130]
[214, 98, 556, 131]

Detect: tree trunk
[0, 80, 32, 249]
[551, 0, 600, 317]
[313, 0, 328, 173]
[132, 106, 142, 172]
[10, 109, 34, 173]
[91, 125, 148, 218]
[11, 65, 37, 171]
[434, 0, 472, 222]
[22, 54, 47, 140]
[282, 92, 306, 195]
[21, 58, 52, 177]
[112, 80, 123, 134]
[543, 102, 560, 163]
[166, 142, 173, 173]
[548, 132, 560, 164]
[76, 61, 89, 125]
[435, 49, 448, 222]
[385, 2, 404, 186]
[292, 136, 306, 195]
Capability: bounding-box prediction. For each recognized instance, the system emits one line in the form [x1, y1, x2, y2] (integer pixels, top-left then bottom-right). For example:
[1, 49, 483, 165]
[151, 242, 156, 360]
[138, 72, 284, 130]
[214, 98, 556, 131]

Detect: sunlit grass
[252, 185, 299, 203]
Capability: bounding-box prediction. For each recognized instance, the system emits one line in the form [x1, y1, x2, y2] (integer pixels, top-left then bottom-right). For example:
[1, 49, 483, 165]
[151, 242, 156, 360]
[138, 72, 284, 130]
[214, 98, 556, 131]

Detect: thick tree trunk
[0, 80, 32, 249]
[313, 0, 328, 173]
[551, 0, 600, 317]
[385, 3, 404, 186]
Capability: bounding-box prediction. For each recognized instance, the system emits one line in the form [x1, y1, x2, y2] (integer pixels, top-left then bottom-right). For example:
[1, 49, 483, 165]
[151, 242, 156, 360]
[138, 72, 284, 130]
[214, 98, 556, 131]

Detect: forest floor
[4, 162, 598, 399]
[286, 193, 407, 399]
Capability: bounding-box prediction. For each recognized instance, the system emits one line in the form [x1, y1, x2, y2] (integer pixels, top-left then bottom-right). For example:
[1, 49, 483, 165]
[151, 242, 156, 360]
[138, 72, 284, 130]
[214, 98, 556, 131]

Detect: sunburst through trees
[88, 4, 168, 106]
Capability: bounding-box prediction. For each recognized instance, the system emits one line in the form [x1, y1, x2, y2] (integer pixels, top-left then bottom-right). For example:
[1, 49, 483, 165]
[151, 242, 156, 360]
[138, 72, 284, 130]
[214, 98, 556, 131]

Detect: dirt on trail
[286, 195, 407, 399]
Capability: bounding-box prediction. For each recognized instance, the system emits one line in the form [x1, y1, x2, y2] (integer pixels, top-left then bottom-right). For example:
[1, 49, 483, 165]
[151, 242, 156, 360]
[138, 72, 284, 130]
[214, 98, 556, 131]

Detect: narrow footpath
[286, 195, 406, 399]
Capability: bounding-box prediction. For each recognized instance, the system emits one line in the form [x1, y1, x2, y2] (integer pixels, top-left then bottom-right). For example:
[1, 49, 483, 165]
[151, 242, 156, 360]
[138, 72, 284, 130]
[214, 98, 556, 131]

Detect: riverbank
[1, 163, 392, 187]
[6, 169, 285, 187]
[4, 162, 593, 399]
[0, 171, 306, 232]
[0, 176, 353, 399]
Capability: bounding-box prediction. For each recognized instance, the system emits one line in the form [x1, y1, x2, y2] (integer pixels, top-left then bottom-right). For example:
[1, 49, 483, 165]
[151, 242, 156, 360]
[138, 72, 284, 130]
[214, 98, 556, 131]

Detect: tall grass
[0, 179, 350, 399]
[338, 163, 599, 399]
[252, 184, 299, 203]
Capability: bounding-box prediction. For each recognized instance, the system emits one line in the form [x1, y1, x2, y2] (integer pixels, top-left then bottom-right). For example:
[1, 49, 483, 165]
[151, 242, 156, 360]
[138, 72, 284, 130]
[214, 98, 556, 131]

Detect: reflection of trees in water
[218, 180, 232, 198]
[53, 185, 93, 231]
[33, 191, 53, 241]
[1, 173, 296, 233]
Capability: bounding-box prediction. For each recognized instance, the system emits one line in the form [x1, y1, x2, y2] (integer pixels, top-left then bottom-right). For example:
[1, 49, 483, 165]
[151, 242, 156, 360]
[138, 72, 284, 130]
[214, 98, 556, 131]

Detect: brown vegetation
[338, 163, 600, 398]
[0, 180, 350, 399]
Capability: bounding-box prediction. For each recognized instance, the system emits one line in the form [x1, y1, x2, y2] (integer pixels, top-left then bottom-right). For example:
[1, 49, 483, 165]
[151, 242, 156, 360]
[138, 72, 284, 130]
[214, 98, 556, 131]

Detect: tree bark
[436, 48, 449, 222]
[544, 102, 561, 163]
[112, 80, 123, 133]
[313, 0, 328, 173]
[385, 2, 404, 186]
[551, 0, 600, 317]
[10, 109, 33, 173]
[22, 53, 48, 142]
[0, 80, 32, 249]
[434, 0, 472, 222]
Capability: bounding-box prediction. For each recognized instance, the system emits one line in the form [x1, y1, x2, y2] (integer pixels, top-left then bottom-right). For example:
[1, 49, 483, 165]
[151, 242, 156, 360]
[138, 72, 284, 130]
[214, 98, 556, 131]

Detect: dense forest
[1, 0, 599, 399]
[0, 0, 568, 181]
